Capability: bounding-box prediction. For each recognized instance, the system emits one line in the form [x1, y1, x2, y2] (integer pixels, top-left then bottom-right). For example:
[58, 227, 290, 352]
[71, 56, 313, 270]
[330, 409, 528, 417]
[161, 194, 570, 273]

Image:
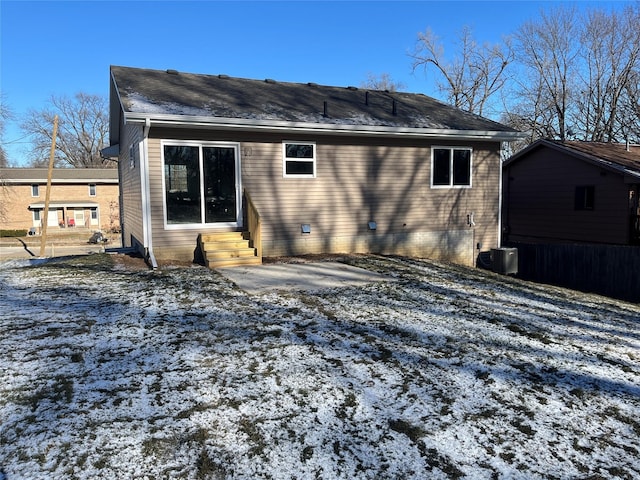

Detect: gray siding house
[503, 140, 640, 245]
[104, 66, 522, 268]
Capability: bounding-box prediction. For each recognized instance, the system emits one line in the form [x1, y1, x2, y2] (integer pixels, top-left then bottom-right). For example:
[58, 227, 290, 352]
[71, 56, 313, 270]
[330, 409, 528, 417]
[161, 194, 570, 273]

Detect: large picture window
[431, 147, 472, 187]
[283, 142, 316, 177]
[162, 142, 240, 226]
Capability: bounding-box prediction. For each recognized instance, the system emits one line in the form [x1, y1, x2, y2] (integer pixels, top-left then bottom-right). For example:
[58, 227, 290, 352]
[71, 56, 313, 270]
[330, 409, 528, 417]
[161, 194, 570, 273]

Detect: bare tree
[508, 4, 640, 144]
[575, 4, 640, 142]
[410, 26, 513, 117]
[0, 96, 11, 223]
[513, 6, 581, 141]
[360, 72, 406, 92]
[21, 93, 112, 168]
[0, 94, 12, 168]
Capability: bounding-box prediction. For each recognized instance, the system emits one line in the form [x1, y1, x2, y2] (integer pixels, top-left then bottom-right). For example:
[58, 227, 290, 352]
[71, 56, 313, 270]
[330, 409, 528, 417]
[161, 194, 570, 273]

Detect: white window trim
[430, 146, 473, 189]
[160, 140, 242, 230]
[282, 141, 316, 178]
[31, 184, 39, 197]
[88, 183, 97, 196]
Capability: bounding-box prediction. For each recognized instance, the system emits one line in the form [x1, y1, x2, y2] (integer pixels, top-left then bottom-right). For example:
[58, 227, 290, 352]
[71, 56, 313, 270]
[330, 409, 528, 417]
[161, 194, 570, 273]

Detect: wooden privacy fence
[508, 242, 640, 303]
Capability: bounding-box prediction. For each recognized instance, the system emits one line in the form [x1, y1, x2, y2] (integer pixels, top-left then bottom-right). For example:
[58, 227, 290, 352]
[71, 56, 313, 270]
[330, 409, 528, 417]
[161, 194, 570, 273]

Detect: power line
[0, 133, 35, 145]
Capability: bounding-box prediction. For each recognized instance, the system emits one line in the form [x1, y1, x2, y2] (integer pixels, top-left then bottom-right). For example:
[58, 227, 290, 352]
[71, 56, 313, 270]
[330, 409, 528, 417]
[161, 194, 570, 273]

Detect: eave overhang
[29, 201, 100, 209]
[4, 177, 118, 184]
[101, 144, 120, 159]
[505, 139, 640, 181]
[122, 112, 525, 142]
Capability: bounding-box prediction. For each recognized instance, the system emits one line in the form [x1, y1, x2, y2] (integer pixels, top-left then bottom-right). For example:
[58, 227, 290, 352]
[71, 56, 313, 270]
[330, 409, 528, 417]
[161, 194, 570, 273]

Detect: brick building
[0, 168, 120, 233]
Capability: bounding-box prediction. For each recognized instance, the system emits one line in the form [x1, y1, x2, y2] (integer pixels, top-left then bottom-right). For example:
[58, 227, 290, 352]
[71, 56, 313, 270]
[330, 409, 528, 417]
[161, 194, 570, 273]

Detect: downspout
[140, 118, 158, 269]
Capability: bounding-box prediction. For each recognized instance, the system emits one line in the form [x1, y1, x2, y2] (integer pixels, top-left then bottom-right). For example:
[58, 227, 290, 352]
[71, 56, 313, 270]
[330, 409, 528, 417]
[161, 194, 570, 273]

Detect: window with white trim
[283, 142, 316, 178]
[162, 141, 240, 226]
[431, 147, 472, 187]
[89, 183, 96, 196]
[31, 184, 39, 197]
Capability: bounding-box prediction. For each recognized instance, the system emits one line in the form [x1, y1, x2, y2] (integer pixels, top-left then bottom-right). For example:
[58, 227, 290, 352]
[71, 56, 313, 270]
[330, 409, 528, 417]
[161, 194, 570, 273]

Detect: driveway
[0, 236, 121, 260]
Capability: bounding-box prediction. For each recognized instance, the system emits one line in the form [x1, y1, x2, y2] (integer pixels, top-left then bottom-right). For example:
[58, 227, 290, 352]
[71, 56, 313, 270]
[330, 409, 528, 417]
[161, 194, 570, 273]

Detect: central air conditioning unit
[491, 247, 518, 275]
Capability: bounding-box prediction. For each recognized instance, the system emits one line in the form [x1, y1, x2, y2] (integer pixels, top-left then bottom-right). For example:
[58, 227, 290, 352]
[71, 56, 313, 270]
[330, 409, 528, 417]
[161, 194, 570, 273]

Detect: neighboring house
[0, 168, 120, 233]
[502, 140, 640, 245]
[104, 65, 522, 268]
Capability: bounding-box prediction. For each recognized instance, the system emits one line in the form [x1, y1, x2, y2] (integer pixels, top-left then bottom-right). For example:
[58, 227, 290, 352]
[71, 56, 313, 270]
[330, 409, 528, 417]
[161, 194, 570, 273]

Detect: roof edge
[504, 139, 640, 179]
[124, 112, 526, 141]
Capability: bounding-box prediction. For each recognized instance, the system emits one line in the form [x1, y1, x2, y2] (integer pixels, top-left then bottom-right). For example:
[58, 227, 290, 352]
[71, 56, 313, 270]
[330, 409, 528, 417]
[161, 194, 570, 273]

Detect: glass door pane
[164, 145, 201, 224]
[203, 147, 237, 223]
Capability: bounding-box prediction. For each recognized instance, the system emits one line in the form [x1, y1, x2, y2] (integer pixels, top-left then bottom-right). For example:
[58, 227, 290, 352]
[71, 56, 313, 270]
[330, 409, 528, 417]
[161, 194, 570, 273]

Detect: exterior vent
[491, 248, 518, 275]
[218, 74, 230, 79]
[347, 86, 358, 90]
[166, 69, 179, 75]
[264, 78, 277, 84]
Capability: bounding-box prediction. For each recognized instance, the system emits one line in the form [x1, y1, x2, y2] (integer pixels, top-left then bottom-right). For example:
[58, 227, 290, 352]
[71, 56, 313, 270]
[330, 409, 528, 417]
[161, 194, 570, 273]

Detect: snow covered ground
[0, 253, 639, 480]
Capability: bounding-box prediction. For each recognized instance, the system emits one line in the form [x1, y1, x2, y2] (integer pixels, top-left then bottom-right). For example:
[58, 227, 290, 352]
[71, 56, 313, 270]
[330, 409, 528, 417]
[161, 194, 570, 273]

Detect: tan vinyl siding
[504, 148, 630, 244]
[118, 124, 145, 249]
[243, 137, 500, 258]
[145, 128, 502, 264]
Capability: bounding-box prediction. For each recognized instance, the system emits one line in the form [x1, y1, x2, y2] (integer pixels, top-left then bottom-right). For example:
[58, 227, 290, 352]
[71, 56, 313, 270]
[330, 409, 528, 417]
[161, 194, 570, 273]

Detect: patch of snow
[0, 254, 639, 479]
[127, 92, 214, 117]
[125, 92, 408, 127]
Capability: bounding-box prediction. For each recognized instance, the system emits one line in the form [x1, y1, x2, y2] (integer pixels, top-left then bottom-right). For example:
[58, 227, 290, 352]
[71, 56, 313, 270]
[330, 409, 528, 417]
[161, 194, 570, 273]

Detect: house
[0, 168, 120, 233]
[502, 139, 640, 245]
[104, 66, 523, 268]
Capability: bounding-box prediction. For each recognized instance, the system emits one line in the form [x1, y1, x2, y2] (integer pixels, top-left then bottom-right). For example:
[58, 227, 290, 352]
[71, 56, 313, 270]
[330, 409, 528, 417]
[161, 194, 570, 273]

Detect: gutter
[123, 112, 526, 142]
[140, 118, 158, 269]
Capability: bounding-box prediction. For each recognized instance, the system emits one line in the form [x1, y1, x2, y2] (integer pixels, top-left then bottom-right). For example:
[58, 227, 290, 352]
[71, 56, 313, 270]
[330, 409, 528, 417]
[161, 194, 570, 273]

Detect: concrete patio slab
[217, 261, 392, 293]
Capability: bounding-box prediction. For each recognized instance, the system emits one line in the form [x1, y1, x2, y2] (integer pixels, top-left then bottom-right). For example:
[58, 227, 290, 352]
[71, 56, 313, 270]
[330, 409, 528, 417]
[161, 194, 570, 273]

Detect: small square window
[89, 184, 96, 196]
[31, 184, 39, 197]
[575, 186, 595, 210]
[283, 142, 316, 178]
[431, 147, 472, 187]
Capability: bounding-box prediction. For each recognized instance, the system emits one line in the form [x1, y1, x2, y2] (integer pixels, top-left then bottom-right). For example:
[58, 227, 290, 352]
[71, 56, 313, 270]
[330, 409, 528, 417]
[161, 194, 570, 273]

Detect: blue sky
[0, 0, 632, 165]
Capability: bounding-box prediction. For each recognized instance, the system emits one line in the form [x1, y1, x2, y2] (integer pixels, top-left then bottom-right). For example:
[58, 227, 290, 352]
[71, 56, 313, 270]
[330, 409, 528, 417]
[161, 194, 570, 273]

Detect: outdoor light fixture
[368, 221, 377, 230]
[301, 224, 311, 234]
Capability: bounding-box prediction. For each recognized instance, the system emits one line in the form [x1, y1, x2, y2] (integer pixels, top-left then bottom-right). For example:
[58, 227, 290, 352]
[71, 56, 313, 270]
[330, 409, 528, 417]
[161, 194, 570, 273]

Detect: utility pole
[39, 115, 58, 257]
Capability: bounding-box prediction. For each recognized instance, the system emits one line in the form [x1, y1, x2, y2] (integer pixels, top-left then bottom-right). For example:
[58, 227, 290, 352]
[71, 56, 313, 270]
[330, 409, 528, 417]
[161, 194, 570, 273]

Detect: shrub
[0, 229, 28, 238]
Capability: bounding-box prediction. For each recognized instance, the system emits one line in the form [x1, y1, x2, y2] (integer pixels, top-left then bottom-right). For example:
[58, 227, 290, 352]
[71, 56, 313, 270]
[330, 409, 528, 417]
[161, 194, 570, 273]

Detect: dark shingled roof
[110, 66, 519, 134]
[505, 139, 640, 179]
[560, 141, 640, 173]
